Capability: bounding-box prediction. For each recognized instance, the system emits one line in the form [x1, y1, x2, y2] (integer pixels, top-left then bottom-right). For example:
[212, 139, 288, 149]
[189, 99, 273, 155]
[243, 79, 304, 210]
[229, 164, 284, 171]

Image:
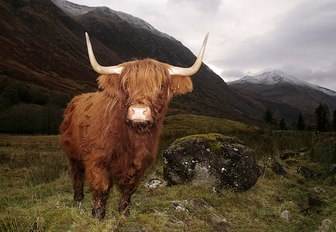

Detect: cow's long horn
[85, 32, 123, 75]
[169, 32, 209, 76]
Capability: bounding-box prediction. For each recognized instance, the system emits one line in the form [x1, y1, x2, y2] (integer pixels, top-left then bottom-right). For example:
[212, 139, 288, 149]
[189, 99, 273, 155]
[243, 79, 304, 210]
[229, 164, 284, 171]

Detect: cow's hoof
[92, 207, 106, 220]
[120, 214, 128, 220]
[74, 193, 84, 202]
[72, 200, 83, 208]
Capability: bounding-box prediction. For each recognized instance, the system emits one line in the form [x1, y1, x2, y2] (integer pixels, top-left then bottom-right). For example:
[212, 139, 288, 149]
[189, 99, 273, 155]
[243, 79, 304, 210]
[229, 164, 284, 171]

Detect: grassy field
[0, 115, 335, 231]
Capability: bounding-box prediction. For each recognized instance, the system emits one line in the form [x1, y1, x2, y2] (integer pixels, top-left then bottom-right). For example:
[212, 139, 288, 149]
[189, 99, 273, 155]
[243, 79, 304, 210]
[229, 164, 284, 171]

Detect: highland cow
[59, 32, 208, 219]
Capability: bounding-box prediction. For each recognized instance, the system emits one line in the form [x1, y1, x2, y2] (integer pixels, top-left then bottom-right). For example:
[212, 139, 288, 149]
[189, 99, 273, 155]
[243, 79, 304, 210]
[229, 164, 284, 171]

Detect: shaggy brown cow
[59, 32, 208, 219]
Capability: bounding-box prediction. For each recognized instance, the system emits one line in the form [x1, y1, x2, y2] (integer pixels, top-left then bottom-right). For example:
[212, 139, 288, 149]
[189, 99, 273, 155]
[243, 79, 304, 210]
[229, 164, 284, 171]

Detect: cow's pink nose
[127, 104, 152, 122]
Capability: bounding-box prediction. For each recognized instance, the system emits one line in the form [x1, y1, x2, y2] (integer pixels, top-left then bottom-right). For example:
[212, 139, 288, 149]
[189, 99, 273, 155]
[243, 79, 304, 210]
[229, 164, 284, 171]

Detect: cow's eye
[161, 83, 167, 89]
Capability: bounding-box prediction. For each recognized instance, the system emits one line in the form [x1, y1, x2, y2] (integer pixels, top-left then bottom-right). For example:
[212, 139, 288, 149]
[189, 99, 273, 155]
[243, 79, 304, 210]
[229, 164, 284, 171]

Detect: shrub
[0, 104, 63, 134]
[1, 87, 20, 105]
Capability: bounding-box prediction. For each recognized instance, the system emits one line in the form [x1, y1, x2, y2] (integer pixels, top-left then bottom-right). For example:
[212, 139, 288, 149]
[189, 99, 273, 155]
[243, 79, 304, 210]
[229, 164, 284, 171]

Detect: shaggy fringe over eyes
[120, 59, 170, 103]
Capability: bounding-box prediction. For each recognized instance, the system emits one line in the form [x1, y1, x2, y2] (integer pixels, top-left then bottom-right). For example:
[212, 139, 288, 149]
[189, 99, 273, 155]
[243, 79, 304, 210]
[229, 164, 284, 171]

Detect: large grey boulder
[163, 133, 262, 191]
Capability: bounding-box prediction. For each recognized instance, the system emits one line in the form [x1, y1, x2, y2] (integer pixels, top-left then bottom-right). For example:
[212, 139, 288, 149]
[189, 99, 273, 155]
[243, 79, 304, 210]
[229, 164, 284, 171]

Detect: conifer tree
[279, 118, 286, 130]
[264, 108, 273, 124]
[297, 112, 305, 131]
[315, 103, 330, 132]
[333, 109, 336, 131]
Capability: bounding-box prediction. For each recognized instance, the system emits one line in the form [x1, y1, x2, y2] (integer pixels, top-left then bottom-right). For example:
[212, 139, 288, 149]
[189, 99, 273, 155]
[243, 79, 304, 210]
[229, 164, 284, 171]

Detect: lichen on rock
[163, 133, 262, 191]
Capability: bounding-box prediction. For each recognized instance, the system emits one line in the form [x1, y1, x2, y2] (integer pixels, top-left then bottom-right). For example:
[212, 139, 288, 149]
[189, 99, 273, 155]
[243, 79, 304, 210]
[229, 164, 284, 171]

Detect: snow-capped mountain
[228, 71, 336, 123]
[315, 85, 336, 97]
[51, 0, 93, 15]
[230, 70, 336, 96]
[51, 0, 172, 39]
[230, 70, 302, 85]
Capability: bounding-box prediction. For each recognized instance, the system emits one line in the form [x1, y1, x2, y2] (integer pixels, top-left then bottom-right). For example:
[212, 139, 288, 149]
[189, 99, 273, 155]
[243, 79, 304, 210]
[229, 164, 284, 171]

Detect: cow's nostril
[132, 109, 135, 114]
[143, 110, 147, 115]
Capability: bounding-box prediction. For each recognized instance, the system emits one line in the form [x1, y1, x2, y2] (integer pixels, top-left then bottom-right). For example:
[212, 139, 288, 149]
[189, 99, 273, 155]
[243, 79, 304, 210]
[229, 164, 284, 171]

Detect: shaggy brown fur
[60, 58, 192, 219]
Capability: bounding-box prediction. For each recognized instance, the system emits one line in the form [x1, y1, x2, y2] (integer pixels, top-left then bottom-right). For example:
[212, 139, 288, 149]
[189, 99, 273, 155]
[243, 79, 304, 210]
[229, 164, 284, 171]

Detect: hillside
[228, 71, 336, 124]
[0, 0, 100, 93]
[0, 0, 267, 131]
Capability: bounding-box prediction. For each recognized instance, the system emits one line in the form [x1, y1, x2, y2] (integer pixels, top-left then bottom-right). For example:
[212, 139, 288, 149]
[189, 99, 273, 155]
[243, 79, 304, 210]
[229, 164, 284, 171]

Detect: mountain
[0, 0, 100, 93]
[0, 0, 266, 128]
[228, 71, 336, 124]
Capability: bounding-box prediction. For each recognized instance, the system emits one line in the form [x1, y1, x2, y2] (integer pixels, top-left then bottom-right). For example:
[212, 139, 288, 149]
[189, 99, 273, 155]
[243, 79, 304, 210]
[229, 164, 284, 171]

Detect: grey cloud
[218, 0, 336, 90]
[220, 69, 246, 79]
[167, 0, 222, 14]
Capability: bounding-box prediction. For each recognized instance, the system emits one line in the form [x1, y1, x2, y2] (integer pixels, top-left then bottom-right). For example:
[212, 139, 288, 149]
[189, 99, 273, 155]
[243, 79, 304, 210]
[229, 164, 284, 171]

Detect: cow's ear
[97, 74, 120, 97]
[170, 75, 193, 95]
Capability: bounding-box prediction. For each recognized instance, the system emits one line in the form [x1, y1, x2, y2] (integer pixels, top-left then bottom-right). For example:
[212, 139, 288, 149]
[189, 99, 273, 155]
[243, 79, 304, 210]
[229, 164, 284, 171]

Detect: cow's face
[97, 59, 193, 131]
[121, 59, 170, 127]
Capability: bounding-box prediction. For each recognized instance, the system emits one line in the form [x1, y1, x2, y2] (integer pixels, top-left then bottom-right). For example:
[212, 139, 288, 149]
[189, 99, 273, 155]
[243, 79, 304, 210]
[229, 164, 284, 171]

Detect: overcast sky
[70, 0, 336, 91]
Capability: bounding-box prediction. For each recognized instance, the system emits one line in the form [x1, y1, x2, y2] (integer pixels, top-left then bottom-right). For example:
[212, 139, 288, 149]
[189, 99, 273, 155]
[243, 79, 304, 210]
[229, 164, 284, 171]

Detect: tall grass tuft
[23, 151, 68, 186]
[237, 130, 315, 160]
[0, 218, 20, 232]
[310, 133, 336, 164]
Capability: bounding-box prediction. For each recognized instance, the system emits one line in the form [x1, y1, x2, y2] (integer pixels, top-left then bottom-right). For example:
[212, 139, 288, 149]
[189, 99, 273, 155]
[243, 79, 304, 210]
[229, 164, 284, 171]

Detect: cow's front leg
[118, 189, 137, 218]
[92, 189, 109, 220]
[85, 161, 111, 220]
[118, 192, 131, 218]
[116, 153, 155, 217]
[117, 168, 144, 217]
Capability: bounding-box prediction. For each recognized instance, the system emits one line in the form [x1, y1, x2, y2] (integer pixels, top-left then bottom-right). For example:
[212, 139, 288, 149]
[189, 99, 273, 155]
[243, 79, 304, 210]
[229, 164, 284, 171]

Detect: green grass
[0, 114, 336, 231]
